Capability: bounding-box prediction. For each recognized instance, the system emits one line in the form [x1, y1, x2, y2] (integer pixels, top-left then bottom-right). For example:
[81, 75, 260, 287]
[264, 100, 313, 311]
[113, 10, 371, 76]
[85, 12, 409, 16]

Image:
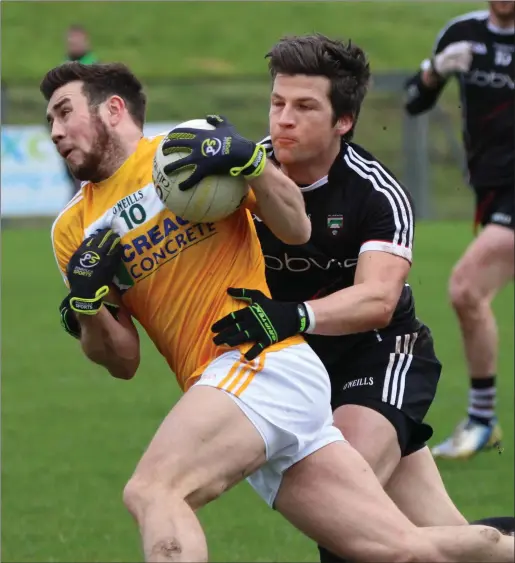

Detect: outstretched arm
[249, 161, 311, 245]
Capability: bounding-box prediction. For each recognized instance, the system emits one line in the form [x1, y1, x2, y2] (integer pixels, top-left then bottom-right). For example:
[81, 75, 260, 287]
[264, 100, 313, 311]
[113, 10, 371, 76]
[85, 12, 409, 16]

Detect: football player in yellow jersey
[45, 62, 514, 563]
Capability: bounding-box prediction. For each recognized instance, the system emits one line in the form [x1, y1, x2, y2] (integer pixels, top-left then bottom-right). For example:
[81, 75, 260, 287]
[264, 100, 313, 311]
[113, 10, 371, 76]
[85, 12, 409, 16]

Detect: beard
[68, 110, 124, 183]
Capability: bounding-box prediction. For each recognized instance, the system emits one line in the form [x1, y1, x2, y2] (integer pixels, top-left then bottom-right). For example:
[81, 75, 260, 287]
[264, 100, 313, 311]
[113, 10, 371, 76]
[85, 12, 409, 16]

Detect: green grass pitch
[1, 1, 513, 560]
[2, 222, 513, 562]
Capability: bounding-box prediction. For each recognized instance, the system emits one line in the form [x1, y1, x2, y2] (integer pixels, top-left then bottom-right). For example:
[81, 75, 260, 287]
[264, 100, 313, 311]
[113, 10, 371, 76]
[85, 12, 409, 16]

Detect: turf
[2, 2, 485, 79]
[2, 222, 513, 562]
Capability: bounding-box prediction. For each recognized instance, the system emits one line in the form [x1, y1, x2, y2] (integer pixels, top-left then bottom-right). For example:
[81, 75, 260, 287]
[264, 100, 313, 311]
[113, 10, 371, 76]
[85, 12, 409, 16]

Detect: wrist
[240, 144, 267, 179]
[69, 285, 109, 315]
[303, 302, 316, 334]
[76, 306, 106, 324]
[247, 160, 276, 193]
[429, 58, 445, 80]
[421, 58, 444, 86]
[296, 302, 316, 334]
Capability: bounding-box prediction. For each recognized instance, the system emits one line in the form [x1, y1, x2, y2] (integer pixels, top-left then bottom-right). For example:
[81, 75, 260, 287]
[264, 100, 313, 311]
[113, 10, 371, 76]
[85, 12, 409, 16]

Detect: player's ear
[335, 114, 353, 137]
[104, 95, 126, 126]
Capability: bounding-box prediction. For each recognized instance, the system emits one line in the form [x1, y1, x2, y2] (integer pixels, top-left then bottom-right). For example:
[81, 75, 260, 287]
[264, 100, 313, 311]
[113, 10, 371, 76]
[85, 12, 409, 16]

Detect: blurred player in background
[46, 61, 514, 563]
[404, 1, 514, 460]
[63, 24, 98, 196]
[65, 24, 98, 65]
[211, 32, 514, 562]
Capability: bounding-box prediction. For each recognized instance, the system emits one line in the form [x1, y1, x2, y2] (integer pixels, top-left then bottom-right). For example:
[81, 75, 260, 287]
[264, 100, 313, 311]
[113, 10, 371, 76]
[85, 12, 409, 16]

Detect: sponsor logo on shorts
[491, 212, 512, 225]
[341, 377, 374, 391]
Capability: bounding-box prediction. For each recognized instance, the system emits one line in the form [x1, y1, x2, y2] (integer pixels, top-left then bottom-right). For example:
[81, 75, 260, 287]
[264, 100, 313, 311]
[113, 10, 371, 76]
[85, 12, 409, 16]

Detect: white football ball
[152, 118, 249, 223]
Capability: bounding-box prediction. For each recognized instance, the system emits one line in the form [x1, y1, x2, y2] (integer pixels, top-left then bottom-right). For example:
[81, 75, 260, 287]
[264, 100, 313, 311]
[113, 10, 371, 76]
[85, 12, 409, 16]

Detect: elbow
[405, 100, 434, 117]
[404, 102, 422, 116]
[110, 370, 134, 381]
[374, 300, 396, 329]
[110, 352, 140, 381]
[284, 216, 311, 245]
[84, 348, 140, 380]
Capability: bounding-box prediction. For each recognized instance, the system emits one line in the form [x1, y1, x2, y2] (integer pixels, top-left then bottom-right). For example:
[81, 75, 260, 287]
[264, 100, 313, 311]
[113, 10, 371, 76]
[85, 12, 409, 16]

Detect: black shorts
[328, 324, 441, 456]
[474, 186, 514, 232]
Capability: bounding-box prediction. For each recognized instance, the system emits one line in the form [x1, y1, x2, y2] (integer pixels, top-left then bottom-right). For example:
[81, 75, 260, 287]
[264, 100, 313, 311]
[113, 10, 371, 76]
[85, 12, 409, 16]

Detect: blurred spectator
[63, 25, 99, 196]
[65, 24, 98, 65]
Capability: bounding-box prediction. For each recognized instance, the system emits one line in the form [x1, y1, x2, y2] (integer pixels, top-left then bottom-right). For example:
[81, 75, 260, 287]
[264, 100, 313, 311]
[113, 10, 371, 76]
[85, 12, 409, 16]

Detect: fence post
[402, 112, 431, 220]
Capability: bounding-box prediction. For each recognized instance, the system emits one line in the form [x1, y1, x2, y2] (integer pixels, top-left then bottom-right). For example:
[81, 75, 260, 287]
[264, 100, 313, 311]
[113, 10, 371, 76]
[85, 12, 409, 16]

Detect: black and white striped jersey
[254, 138, 420, 360]
[405, 10, 514, 190]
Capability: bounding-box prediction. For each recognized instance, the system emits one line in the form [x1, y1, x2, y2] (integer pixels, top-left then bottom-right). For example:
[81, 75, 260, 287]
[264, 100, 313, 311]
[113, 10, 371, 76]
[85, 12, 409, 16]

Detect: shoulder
[51, 189, 85, 247]
[140, 133, 167, 155]
[144, 131, 167, 144]
[340, 143, 414, 218]
[341, 143, 409, 193]
[51, 189, 86, 283]
[433, 10, 488, 49]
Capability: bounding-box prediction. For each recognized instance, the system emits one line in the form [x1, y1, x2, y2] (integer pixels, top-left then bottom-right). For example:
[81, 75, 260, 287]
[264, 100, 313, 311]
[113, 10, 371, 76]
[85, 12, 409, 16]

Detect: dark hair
[266, 33, 370, 140]
[40, 62, 147, 129]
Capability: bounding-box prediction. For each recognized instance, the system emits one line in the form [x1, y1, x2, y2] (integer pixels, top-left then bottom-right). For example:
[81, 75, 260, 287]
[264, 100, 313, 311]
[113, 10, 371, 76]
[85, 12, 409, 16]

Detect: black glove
[66, 228, 122, 315]
[160, 115, 267, 191]
[59, 294, 120, 339]
[211, 288, 311, 361]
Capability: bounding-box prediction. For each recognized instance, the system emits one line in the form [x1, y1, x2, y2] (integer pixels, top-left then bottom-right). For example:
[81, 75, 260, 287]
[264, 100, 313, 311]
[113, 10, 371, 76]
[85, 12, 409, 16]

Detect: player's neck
[489, 12, 515, 31]
[280, 142, 341, 186]
[98, 134, 143, 182]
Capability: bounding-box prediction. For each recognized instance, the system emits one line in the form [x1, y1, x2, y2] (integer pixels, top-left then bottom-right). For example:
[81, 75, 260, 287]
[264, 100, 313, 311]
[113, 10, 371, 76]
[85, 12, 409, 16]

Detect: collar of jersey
[298, 176, 329, 192]
[487, 20, 514, 35]
[89, 137, 144, 189]
[268, 139, 349, 193]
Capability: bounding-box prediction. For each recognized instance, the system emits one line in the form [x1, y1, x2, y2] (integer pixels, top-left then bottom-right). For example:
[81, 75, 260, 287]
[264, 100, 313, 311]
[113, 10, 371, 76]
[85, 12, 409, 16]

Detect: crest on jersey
[327, 214, 343, 236]
[495, 48, 512, 67]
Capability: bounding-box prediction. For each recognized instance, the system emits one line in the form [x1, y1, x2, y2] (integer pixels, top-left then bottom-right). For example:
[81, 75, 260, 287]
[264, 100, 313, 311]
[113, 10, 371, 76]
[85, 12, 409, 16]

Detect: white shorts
[193, 342, 345, 506]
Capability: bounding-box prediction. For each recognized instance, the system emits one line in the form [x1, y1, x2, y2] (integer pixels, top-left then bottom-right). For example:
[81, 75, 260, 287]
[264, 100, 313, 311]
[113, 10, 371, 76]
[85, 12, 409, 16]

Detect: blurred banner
[1, 122, 177, 217]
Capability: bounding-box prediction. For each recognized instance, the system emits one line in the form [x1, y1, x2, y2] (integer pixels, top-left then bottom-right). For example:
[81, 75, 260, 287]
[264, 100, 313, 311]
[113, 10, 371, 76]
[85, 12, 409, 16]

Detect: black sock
[471, 516, 515, 536]
[468, 376, 496, 426]
[318, 545, 348, 563]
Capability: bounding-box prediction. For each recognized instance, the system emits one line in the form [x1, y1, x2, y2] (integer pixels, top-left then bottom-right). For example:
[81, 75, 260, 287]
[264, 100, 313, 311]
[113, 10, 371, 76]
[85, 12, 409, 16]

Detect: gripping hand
[431, 41, 473, 78]
[160, 115, 266, 191]
[66, 228, 122, 315]
[211, 288, 311, 361]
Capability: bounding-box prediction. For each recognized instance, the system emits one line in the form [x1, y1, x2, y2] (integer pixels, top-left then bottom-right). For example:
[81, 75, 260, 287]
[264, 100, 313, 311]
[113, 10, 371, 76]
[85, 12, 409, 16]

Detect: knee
[123, 475, 159, 521]
[448, 267, 482, 312]
[476, 525, 503, 544]
[123, 472, 224, 521]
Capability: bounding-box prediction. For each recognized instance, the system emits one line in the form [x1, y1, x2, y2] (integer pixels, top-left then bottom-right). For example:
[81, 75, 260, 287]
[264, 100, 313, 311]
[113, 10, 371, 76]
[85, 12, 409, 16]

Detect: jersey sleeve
[51, 198, 85, 287]
[358, 184, 414, 264]
[431, 18, 464, 56]
[404, 18, 463, 115]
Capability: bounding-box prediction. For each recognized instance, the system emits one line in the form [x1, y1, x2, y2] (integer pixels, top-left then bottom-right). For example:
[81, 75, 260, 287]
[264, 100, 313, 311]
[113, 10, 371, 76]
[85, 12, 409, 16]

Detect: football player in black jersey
[56, 35, 515, 561]
[209, 33, 514, 562]
[404, 1, 514, 460]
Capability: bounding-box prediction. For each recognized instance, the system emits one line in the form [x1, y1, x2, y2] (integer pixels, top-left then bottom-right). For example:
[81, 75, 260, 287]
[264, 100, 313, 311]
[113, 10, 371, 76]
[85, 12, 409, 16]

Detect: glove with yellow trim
[59, 294, 120, 339]
[160, 115, 267, 191]
[66, 228, 122, 315]
[211, 288, 311, 361]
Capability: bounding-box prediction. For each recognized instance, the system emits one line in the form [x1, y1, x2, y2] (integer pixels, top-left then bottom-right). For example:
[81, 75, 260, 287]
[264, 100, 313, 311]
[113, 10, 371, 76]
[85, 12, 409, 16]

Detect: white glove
[432, 41, 473, 78]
